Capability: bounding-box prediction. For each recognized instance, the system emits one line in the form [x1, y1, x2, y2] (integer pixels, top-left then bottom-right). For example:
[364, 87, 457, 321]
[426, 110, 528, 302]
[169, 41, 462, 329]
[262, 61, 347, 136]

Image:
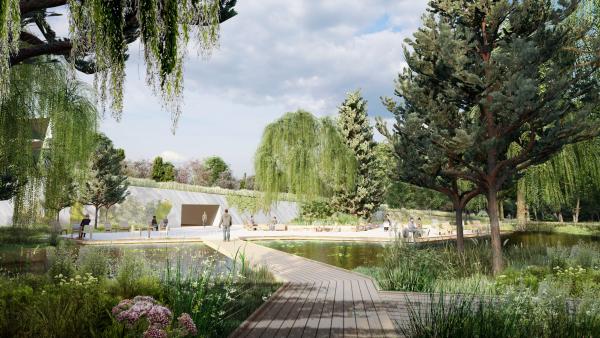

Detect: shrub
[115, 252, 162, 299]
[78, 247, 110, 280]
[47, 241, 77, 280]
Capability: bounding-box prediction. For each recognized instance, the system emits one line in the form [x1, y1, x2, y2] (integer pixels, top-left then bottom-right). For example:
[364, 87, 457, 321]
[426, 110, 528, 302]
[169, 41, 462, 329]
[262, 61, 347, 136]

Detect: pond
[256, 232, 600, 271]
[0, 242, 228, 274]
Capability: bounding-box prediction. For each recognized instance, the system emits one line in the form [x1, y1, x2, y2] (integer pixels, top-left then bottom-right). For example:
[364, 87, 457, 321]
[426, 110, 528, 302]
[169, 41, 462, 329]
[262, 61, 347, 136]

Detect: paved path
[204, 239, 401, 337]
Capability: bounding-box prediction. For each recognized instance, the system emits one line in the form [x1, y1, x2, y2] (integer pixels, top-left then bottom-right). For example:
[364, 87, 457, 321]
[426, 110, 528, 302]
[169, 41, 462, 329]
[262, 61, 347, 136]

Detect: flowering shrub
[112, 295, 197, 337]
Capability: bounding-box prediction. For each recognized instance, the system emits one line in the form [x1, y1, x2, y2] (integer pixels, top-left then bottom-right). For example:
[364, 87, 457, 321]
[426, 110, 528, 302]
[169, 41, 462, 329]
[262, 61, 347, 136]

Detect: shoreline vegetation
[0, 240, 279, 338]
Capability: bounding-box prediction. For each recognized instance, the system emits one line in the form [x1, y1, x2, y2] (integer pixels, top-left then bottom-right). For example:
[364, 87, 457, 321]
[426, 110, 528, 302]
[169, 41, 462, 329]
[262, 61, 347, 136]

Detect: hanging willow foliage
[519, 139, 600, 211]
[0, 60, 98, 226]
[68, 0, 221, 128]
[254, 110, 357, 207]
[0, 0, 20, 101]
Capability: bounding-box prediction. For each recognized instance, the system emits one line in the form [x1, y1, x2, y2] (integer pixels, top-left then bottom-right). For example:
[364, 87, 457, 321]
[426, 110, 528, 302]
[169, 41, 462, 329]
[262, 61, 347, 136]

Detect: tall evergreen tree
[381, 0, 600, 274]
[151, 156, 175, 182]
[332, 90, 385, 219]
[82, 134, 129, 228]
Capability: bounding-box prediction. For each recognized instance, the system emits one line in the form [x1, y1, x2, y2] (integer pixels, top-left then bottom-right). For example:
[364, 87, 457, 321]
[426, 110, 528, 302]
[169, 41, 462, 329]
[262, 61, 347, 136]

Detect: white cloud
[97, 0, 429, 176]
[159, 150, 187, 163]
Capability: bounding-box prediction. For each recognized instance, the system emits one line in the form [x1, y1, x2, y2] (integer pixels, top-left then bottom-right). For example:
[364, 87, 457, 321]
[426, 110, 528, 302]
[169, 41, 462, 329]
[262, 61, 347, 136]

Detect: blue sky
[97, 0, 429, 176]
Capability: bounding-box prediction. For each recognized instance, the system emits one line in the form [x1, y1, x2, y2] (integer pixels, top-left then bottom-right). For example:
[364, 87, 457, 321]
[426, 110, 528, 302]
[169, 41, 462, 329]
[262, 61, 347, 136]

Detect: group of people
[383, 214, 424, 239]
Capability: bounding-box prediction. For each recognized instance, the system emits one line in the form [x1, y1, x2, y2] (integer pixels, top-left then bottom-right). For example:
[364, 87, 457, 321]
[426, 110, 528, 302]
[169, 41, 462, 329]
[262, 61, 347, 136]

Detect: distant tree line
[124, 156, 253, 191]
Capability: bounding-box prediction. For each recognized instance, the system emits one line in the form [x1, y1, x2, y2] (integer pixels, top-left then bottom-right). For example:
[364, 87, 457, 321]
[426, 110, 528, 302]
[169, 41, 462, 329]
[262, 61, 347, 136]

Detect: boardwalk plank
[299, 281, 328, 338]
[244, 284, 304, 338]
[343, 280, 358, 337]
[287, 281, 322, 338]
[274, 282, 314, 337]
[330, 280, 345, 337]
[205, 239, 403, 337]
[358, 280, 381, 335]
[351, 279, 371, 338]
[316, 281, 336, 338]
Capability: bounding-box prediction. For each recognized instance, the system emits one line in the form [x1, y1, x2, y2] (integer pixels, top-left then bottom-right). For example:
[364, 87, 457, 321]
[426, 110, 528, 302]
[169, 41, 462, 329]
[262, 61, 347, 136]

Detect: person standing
[202, 211, 208, 226]
[270, 216, 278, 231]
[219, 209, 233, 241]
[151, 216, 158, 231]
[79, 214, 91, 239]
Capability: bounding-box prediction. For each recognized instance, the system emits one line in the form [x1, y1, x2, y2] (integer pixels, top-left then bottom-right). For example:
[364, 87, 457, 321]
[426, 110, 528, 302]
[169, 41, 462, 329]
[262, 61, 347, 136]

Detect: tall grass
[401, 290, 600, 337]
[163, 249, 279, 337]
[359, 239, 600, 295]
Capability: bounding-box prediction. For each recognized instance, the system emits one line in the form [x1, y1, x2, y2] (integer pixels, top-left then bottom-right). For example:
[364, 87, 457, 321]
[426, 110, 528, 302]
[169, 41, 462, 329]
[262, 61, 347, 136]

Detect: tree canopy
[332, 90, 385, 219]
[2, 0, 238, 127]
[82, 133, 129, 228]
[254, 110, 357, 206]
[0, 59, 98, 225]
[382, 0, 600, 273]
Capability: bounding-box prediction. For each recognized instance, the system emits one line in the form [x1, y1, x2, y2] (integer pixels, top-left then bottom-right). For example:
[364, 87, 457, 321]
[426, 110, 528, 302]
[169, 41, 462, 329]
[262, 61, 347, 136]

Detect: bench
[274, 224, 287, 231]
[71, 224, 90, 239]
[50, 220, 67, 235]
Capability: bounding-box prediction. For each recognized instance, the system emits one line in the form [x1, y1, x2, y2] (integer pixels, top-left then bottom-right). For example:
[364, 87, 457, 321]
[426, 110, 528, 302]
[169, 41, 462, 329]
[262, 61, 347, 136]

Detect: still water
[257, 232, 600, 270]
[0, 243, 227, 274]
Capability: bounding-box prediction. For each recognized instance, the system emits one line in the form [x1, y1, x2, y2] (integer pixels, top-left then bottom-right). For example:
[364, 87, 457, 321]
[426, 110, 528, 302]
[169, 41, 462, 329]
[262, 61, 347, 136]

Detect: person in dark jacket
[151, 216, 158, 231]
[79, 214, 91, 239]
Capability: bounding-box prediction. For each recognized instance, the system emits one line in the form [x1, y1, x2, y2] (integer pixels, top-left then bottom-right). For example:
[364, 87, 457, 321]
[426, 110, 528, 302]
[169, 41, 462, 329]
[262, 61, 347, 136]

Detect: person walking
[219, 209, 233, 242]
[151, 216, 158, 231]
[202, 211, 208, 226]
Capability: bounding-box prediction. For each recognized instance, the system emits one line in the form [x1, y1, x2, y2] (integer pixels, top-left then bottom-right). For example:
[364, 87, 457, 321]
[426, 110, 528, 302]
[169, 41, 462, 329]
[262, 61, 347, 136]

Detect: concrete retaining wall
[0, 186, 299, 227]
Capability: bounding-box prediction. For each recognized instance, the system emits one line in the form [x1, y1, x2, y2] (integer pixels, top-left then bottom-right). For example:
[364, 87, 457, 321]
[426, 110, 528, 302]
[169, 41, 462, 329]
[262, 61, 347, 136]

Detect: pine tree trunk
[94, 206, 99, 229]
[455, 206, 465, 254]
[486, 189, 503, 275]
[573, 198, 580, 224]
[516, 183, 527, 229]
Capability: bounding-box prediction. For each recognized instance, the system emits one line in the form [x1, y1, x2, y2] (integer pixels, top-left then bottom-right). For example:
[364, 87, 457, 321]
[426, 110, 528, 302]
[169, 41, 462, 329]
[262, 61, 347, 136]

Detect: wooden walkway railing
[204, 239, 403, 337]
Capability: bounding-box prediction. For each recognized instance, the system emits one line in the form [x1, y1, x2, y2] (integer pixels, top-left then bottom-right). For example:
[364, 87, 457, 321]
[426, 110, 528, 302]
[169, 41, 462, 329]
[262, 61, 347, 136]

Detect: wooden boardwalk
[204, 239, 402, 337]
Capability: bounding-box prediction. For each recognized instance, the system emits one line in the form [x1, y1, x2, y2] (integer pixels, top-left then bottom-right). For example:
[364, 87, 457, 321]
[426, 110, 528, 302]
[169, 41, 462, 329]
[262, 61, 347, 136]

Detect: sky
[61, 1, 430, 176]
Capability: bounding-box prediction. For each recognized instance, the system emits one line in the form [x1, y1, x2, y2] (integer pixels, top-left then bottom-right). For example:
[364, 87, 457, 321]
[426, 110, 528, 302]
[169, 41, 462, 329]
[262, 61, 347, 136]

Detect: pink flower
[177, 313, 198, 336]
[147, 305, 173, 328]
[143, 325, 168, 338]
[112, 299, 133, 316]
[133, 295, 156, 304]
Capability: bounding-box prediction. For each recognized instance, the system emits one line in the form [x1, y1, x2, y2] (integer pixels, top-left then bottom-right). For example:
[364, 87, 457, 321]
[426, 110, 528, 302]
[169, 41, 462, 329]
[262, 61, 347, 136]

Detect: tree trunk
[486, 189, 503, 275]
[573, 198, 580, 224]
[557, 211, 563, 223]
[516, 183, 527, 229]
[498, 199, 504, 221]
[455, 206, 465, 254]
[94, 206, 99, 229]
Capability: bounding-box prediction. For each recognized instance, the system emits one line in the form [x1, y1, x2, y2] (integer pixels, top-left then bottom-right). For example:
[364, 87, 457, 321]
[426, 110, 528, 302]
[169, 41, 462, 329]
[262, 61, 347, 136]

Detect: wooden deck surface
[204, 239, 405, 337]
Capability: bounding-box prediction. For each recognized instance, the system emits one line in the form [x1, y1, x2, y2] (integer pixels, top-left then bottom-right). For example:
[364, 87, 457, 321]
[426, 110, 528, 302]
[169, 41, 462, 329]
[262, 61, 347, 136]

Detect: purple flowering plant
[112, 295, 198, 337]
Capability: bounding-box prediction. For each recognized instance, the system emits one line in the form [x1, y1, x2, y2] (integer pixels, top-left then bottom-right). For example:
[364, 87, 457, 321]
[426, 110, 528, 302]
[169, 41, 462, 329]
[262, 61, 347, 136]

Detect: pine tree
[381, 0, 600, 274]
[151, 156, 175, 182]
[82, 134, 129, 228]
[333, 90, 385, 219]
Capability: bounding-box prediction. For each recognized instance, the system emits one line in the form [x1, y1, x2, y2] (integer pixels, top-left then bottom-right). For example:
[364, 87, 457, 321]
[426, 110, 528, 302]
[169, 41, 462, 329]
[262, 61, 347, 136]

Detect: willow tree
[384, 0, 600, 274]
[254, 110, 356, 207]
[2, 0, 237, 128]
[518, 139, 600, 224]
[0, 59, 98, 225]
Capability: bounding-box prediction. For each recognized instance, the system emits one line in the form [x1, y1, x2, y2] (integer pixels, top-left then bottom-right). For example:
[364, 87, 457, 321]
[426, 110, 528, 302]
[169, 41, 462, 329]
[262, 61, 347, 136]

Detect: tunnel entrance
[180, 204, 219, 226]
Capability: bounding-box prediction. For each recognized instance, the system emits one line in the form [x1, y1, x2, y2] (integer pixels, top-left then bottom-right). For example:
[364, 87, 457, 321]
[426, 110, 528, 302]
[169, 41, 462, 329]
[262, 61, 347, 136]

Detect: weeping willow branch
[254, 110, 357, 208]
[0, 59, 98, 226]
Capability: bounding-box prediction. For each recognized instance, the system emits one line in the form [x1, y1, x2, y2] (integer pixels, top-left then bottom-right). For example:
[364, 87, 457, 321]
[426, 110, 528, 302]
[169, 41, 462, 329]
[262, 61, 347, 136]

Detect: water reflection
[258, 232, 600, 270]
[0, 243, 228, 275]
